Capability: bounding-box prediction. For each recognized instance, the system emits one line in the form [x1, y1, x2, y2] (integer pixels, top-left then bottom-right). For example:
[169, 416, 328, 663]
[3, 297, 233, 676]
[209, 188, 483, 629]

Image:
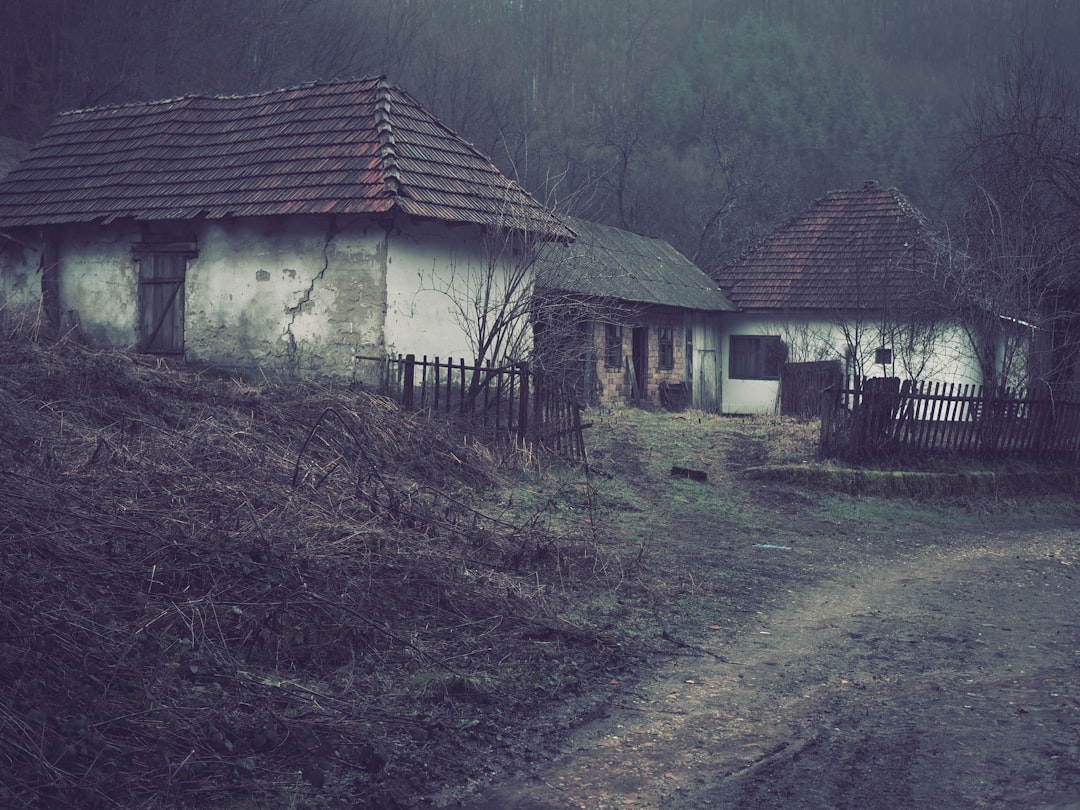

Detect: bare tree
[951, 40, 1080, 395]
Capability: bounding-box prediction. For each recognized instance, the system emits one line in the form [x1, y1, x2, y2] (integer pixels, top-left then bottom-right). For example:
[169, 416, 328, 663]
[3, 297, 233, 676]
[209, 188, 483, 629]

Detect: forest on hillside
[2, 0, 1080, 273]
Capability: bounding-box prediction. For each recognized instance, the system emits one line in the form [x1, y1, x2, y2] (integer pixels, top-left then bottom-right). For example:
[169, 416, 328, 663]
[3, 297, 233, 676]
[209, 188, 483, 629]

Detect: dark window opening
[730, 335, 786, 380]
[604, 323, 623, 368]
[658, 327, 674, 370]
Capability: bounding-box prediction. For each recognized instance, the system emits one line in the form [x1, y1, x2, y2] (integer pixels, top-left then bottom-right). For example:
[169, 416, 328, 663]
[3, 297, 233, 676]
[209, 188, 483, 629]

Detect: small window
[658, 327, 674, 370]
[604, 324, 623, 369]
[730, 335, 786, 380]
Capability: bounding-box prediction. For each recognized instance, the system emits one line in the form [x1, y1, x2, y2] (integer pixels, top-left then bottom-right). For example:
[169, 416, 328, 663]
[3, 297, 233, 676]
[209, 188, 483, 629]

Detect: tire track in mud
[451, 530, 1080, 810]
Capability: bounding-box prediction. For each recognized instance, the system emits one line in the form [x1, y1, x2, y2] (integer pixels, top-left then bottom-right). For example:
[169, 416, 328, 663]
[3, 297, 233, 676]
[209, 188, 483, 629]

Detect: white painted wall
[0, 213, 519, 383]
[385, 218, 532, 363]
[44, 224, 140, 346]
[721, 311, 984, 415]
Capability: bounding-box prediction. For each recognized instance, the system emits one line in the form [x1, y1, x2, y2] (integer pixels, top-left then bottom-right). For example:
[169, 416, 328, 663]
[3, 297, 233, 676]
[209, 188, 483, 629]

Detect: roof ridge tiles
[57, 75, 388, 118]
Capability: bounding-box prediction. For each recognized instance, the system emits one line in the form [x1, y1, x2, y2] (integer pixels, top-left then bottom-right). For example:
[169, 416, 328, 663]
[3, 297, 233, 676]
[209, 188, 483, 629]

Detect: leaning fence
[820, 378, 1080, 461]
[359, 354, 588, 463]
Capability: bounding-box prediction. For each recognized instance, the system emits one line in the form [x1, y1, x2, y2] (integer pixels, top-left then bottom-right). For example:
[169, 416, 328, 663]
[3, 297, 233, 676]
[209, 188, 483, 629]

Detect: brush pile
[0, 332, 620, 809]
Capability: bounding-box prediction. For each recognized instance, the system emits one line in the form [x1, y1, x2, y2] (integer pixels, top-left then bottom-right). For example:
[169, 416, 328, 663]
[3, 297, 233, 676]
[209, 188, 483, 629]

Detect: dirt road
[457, 527, 1080, 809]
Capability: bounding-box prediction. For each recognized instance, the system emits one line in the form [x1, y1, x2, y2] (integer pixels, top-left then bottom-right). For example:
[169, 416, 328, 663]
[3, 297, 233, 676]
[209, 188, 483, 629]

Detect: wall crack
[283, 219, 336, 375]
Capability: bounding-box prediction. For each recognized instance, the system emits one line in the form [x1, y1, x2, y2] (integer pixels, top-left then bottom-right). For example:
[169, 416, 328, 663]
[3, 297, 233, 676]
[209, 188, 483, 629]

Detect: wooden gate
[820, 378, 1080, 460]
[781, 360, 842, 419]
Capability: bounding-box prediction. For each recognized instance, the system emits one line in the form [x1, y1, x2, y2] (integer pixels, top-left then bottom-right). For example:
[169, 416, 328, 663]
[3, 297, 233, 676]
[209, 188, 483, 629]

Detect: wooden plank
[910, 380, 931, 451]
[943, 384, 959, 451]
[958, 384, 977, 451]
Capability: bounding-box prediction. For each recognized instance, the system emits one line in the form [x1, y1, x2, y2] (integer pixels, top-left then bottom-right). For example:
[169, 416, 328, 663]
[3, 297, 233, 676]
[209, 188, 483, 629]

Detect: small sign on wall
[875, 346, 893, 365]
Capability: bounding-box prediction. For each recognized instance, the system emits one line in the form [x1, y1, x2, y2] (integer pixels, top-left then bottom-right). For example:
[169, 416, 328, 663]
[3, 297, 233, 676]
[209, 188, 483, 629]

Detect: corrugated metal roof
[536, 217, 734, 312]
[0, 77, 572, 237]
[713, 181, 941, 311]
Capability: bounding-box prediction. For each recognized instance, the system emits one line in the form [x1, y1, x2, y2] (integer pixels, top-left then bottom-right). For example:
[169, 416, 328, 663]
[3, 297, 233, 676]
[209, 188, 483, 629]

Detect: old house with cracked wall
[0, 77, 572, 382]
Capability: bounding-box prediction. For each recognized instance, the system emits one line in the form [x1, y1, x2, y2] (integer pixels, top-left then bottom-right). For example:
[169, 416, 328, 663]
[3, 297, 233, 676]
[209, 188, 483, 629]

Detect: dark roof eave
[537, 285, 733, 313]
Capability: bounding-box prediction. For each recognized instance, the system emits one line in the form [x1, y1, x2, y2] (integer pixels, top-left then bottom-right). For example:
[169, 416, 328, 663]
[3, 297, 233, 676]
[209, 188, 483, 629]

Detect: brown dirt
[457, 529, 1080, 809]
[447, 412, 1080, 810]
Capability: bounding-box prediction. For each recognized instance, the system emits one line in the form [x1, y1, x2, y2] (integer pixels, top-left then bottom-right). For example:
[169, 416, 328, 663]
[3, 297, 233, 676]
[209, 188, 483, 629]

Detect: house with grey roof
[0, 77, 572, 382]
[536, 217, 733, 411]
[712, 181, 984, 415]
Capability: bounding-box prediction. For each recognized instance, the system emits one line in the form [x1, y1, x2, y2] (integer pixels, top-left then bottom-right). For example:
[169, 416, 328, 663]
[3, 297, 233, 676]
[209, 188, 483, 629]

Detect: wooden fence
[362, 354, 588, 463]
[821, 378, 1080, 461]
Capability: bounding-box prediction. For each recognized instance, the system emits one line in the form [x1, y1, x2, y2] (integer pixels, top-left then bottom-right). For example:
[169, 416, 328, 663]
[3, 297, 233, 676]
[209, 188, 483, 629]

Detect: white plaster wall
[3, 214, 525, 383]
[58, 224, 141, 347]
[721, 311, 985, 415]
[721, 313, 785, 414]
[185, 215, 387, 380]
[0, 236, 43, 317]
[385, 219, 531, 362]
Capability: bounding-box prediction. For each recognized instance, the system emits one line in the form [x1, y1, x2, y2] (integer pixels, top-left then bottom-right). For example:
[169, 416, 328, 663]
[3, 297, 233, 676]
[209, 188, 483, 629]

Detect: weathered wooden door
[687, 315, 723, 413]
[632, 326, 648, 398]
[139, 253, 186, 354]
[694, 348, 721, 411]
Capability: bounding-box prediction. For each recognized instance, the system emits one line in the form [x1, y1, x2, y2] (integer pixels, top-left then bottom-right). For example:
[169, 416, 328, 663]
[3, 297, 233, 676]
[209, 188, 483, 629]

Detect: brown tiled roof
[537, 218, 733, 311]
[712, 181, 941, 311]
[0, 77, 572, 237]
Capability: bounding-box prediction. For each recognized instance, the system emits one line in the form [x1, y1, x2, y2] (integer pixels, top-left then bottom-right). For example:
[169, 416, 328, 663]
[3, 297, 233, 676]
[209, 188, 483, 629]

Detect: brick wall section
[592, 307, 689, 405]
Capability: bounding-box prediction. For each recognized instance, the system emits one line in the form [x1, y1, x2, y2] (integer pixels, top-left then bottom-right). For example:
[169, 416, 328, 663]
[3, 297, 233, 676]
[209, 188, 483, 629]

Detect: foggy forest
[2, 0, 1080, 272]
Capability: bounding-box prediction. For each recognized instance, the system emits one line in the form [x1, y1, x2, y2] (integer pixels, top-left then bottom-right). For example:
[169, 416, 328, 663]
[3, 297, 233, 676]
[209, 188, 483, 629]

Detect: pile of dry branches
[0, 333, 620, 808]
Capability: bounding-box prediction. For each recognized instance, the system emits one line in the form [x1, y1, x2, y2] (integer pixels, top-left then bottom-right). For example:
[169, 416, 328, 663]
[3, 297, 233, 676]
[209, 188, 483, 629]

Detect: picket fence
[820, 378, 1080, 461]
[361, 354, 588, 463]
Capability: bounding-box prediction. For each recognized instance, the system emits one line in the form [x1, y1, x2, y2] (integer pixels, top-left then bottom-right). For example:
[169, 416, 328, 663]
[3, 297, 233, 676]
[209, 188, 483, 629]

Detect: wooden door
[139, 253, 186, 354]
[632, 326, 648, 399]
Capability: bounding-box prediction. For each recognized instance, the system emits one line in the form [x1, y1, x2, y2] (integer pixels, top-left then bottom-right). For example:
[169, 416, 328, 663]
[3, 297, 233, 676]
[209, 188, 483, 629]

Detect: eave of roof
[0, 77, 572, 239]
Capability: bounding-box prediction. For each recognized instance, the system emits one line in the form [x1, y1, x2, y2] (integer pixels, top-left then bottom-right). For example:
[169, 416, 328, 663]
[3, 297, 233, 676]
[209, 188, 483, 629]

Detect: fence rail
[821, 378, 1080, 461]
[360, 354, 587, 463]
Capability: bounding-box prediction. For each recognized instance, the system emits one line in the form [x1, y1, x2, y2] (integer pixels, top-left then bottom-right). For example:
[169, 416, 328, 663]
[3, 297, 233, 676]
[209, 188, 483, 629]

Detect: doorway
[632, 326, 648, 400]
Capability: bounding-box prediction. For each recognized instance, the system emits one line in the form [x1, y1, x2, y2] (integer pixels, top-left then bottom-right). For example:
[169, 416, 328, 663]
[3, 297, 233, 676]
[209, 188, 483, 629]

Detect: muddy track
[453, 528, 1080, 809]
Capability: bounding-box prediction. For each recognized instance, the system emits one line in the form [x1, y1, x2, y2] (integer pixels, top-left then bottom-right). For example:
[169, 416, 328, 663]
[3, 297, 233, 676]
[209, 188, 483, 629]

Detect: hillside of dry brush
[0, 330, 626, 809]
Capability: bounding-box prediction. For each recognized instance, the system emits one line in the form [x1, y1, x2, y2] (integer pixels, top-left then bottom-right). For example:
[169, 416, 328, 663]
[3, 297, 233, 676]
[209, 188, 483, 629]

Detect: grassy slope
[0, 335, 628, 809]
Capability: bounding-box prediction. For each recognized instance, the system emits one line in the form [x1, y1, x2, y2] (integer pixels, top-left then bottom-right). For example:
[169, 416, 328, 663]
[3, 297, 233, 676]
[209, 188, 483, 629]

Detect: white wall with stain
[0, 212, 518, 383]
[185, 215, 387, 380]
[57, 223, 141, 346]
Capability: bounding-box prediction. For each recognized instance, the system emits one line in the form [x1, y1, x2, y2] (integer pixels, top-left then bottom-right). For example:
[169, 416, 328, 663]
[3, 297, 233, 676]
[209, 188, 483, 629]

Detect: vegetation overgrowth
[0, 328, 633, 809]
[5, 325, 1079, 809]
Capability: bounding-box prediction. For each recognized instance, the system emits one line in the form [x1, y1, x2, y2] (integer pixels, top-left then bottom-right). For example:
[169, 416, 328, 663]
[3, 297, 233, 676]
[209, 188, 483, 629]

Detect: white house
[712, 181, 985, 415]
[0, 77, 572, 382]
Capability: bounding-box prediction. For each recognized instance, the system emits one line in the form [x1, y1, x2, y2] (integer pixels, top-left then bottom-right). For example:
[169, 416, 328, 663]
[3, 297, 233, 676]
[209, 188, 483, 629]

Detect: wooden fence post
[819, 385, 840, 457]
[403, 354, 415, 409]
